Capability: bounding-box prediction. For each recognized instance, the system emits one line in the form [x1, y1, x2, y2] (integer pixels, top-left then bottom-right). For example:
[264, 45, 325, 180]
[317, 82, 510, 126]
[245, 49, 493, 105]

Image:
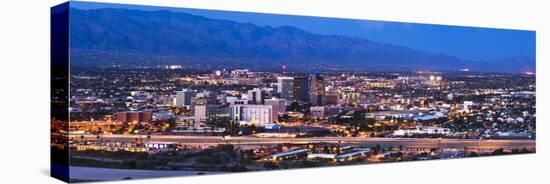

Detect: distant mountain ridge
[68, 8, 534, 73]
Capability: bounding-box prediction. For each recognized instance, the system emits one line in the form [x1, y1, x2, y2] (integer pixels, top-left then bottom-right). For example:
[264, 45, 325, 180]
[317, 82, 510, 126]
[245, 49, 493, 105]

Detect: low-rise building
[144, 142, 177, 149]
[116, 110, 153, 124]
[393, 126, 451, 136]
[230, 104, 278, 127]
[310, 106, 339, 118]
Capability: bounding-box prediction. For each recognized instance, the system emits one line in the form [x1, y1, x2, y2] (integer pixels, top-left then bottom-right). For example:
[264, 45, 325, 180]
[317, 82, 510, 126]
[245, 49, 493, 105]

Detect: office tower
[293, 76, 310, 102]
[247, 88, 272, 104]
[277, 77, 294, 101]
[174, 89, 195, 107]
[265, 98, 287, 114]
[309, 74, 325, 106]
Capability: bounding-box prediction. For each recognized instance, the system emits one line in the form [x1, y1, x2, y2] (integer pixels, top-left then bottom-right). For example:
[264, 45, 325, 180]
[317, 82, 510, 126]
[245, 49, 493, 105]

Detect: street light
[478, 136, 483, 152]
[438, 137, 442, 151]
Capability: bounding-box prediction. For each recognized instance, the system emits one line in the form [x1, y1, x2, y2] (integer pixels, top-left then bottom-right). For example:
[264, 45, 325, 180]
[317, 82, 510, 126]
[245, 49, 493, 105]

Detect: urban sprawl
[52, 65, 536, 178]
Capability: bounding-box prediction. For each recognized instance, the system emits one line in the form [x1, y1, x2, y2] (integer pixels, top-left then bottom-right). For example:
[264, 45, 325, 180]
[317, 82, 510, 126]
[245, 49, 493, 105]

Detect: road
[71, 134, 535, 150]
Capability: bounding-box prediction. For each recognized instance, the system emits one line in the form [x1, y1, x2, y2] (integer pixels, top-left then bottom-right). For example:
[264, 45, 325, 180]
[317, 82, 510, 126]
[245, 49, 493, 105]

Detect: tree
[167, 118, 177, 129]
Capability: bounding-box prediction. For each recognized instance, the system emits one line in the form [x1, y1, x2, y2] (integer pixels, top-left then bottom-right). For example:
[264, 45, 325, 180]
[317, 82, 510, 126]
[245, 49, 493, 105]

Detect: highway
[71, 134, 536, 150]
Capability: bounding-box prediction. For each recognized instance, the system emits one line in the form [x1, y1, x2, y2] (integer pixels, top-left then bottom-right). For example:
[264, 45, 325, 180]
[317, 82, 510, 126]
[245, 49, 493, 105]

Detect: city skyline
[52, 1, 536, 182]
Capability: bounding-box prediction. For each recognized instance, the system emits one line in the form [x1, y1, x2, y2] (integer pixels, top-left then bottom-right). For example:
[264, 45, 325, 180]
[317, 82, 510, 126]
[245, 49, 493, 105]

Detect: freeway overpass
[71, 134, 536, 150]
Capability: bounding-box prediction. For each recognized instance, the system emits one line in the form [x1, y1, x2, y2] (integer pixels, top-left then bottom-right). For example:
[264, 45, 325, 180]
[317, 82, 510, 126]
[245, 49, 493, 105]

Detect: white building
[144, 142, 177, 150]
[230, 104, 278, 127]
[307, 153, 336, 159]
[463, 101, 474, 112]
[225, 96, 248, 105]
[231, 69, 250, 77]
[393, 126, 451, 136]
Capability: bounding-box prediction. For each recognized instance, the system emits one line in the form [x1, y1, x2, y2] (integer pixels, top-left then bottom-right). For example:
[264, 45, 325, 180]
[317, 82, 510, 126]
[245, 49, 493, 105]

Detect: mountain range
[68, 8, 535, 73]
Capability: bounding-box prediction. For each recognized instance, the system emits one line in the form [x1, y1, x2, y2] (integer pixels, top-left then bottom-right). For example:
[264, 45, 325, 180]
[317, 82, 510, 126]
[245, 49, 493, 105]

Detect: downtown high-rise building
[277, 76, 294, 101]
[265, 98, 287, 114]
[247, 88, 273, 104]
[309, 74, 325, 106]
[174, 89, 195, 107]
[293, 76, 310, 102]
